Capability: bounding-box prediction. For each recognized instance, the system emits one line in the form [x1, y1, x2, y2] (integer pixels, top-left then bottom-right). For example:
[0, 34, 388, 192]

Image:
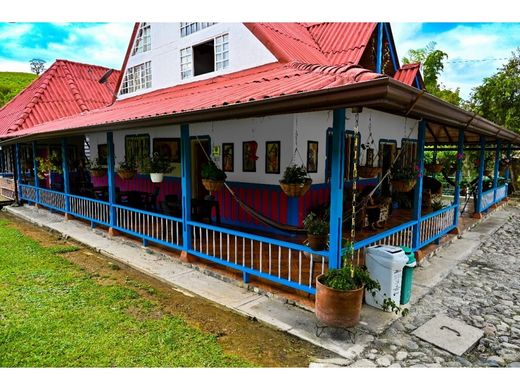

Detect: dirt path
[1, 212, 331, 367]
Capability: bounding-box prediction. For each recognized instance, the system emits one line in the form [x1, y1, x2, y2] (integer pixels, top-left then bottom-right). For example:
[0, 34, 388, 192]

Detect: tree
[403, 42, 462, 107]
[29, 58, 46, 76]
[469, 48, 520, 133]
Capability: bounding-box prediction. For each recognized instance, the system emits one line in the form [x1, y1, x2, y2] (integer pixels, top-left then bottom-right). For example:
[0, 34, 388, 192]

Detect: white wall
[119, 23, 277, 99]
[86, 109, 418, 186]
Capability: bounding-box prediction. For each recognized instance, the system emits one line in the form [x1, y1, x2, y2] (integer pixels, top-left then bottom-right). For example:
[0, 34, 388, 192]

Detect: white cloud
[0, 59, 32, 72]
[392, 23, 520, 100]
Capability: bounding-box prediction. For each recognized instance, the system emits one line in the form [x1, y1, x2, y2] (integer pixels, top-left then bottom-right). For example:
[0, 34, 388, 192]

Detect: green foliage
[0, 217, 249, 367]
[403, 41, 462, 107]
[431, 199, 445, 211]
[87, 157, 106, 170]
[142, 152, 173, 174]
[118, 157, 137, 171]
[35, 151, 62, 179]
[391, 164, 418, 181]
[281, 164, 309, 184]
[0, 72, 37, 108]
[201, 161, 226, 181]
[303, 212, 329, 236]
[468, 48, 520, 133]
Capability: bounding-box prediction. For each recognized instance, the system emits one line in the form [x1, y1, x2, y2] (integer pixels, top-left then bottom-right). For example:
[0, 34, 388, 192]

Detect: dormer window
[180, 22, 217, 37]
[120, 61, 152, 95]
[180, 34, 229, 80]
[132, 22, 151, 55]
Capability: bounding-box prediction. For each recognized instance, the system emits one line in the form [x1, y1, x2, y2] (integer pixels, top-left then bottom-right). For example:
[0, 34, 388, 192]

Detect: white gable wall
[119, 23, 277, 100]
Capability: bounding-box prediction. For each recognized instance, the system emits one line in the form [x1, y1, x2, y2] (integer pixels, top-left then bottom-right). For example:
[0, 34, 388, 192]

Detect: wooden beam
[426, 123, 440, 144]
[443, 125, 454, 144]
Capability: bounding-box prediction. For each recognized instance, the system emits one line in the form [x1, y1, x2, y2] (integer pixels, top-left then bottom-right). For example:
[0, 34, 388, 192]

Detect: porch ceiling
[1, 71, 519, 146]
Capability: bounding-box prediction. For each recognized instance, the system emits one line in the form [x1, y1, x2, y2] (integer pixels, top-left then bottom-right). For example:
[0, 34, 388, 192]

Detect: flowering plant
[456, 152, 464, 160]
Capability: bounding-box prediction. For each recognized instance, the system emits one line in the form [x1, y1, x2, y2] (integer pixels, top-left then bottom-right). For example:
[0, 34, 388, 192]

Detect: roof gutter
[2, 77, 519, 145]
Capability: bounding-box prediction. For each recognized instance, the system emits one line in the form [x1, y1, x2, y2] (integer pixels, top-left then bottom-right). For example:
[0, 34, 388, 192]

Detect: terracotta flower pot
[202, 179, 224, 192]
[391, 179, 416, 193]
[307, 234, 328, 251]
[117, 169, 137, 180]
[315, 275, 364, 328]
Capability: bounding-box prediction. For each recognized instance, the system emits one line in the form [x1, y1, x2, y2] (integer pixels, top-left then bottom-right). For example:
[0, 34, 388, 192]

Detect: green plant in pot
[87, 157, 107, 177]
[35, 152, 62, 180]
[279, 164, 312, 197]
[390, 165, 417, 193]
[201, 161, 227, 192]
[117, 158, 137, 180]
[303, 212, 329, 251]
[431, 199, 445, 211]
[142, 152, 173, 183]
[315, 240, 380, 328]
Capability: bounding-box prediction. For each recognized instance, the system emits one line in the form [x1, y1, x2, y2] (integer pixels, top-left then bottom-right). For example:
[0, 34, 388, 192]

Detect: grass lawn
[0, 218, 251, 367]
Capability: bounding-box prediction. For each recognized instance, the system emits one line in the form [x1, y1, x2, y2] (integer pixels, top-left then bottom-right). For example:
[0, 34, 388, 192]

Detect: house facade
[0, 23, 516, 300]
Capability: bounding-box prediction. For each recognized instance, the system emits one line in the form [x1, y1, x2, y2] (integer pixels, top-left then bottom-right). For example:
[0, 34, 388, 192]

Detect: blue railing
[418, 204, 456, 247]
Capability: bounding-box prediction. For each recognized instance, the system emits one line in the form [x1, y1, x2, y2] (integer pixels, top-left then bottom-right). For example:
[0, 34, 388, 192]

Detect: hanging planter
[201, 161, 226, 192]
[357, 165, 382, 178]
[150, 173, 164, 183]
[391, 179, 416, 193]
[425, 162, 444, 174]
[279, 164, 312, 197]
[117, 157, 138, 180]
[142, 152, 174, 184]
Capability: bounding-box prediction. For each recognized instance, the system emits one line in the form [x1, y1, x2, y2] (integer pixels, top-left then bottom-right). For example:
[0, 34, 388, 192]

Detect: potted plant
[35, 151, 62, 180]
[143, 152, 173, 183]
[201, 161, 227, 192]
[303, 212, 329, 251]
[431, 199, 445, 211]
[117, 158, 137, 180]
[279, 164, 312, 197]
[315, 241, 380, 328]
[390, 165, 417, 193]
[425, 155, 444, 174]
[87, 157, 107, 177]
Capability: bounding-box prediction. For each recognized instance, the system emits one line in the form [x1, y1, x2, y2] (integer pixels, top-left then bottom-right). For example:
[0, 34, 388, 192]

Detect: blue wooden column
[328, 108, 347, 269]
[15, 143, 22, 200]
[107, 132, 117, 231]
[475, 136, 486, 214]
[61, 138, 70, 214]
[375, 23, 384, 73]
[453, 129, 465, 227]
[411, 120, 426, 250]
[32, 141, 39, 203]
[492, 141, 501, 203]
[180, 124, 192, 255]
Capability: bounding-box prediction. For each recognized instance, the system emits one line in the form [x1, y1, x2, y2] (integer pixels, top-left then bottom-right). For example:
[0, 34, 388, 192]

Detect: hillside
[0, 72, 37, 108]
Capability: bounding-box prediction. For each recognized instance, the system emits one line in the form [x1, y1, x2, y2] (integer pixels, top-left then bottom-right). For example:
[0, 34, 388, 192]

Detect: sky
[0, 21, 519, 100]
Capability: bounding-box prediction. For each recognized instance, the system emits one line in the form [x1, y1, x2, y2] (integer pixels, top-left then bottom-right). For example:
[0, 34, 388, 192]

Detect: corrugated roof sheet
[10, 62, 384, 138]
[0, 60, 120, 137]
[394, 63, 423, 88]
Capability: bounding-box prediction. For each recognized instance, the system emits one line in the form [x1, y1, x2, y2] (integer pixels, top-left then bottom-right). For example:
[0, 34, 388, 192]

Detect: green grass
[0, 72, 37, 108]
[0, 219, 251, 367]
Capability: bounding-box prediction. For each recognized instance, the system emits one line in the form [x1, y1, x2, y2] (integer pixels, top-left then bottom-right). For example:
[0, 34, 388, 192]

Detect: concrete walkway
[3, 203, 512, 362]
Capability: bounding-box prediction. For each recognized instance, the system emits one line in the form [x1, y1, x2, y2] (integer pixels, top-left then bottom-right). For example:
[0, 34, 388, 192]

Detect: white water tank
[365, 245, 409, 310]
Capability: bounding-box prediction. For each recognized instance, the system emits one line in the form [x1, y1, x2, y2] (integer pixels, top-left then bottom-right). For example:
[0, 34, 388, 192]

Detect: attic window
[132, 23, 151, 55]
[180, 34, 229, 80]
[180, 22, 217, 37]
[120, 61, 152, 95]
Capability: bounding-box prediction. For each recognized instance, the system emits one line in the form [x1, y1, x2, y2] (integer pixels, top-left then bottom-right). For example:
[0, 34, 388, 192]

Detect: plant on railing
[279, 164, 312, 197]
[431, 199, 445, 211]
[201, 161, 227, 192]
[117, 157, 137, 180]
[142, 152, 174, 183]
[87, 157, 107, 177]
[303, 211, 329, 251]
[35, 152, 62, 180]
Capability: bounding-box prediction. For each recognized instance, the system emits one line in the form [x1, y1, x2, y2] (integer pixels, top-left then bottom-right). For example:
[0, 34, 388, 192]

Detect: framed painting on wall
[222, 143, 234, 172]
[125, 134, 150, 165]
[153, 138, 180, 163]
[307, 141, 318, 173]
[265, 141, 280, 174]
[242, 141, 258, 172]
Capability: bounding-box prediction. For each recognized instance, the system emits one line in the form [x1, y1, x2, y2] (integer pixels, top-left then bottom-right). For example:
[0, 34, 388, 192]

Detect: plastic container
[365, 245, 409, 310]
[399, 246, 416, 305]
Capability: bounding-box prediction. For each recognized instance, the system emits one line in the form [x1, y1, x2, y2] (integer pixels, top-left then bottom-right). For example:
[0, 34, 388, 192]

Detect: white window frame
[132, 22, 151, 55]
[180, 33, 229, 80]
[180, 22, 217, 37]
[120, 61, 152, 95]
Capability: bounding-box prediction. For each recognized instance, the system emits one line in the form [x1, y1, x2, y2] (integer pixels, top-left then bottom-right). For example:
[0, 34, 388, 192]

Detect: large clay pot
[315, 275, 364, 328]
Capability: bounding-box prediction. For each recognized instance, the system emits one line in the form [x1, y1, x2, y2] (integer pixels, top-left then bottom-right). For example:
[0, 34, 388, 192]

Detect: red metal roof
[394, 63, 423, 88]
[0, 60, 120, 137]
[243, 22, 377, 66]
[10, 62, 384, 138]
